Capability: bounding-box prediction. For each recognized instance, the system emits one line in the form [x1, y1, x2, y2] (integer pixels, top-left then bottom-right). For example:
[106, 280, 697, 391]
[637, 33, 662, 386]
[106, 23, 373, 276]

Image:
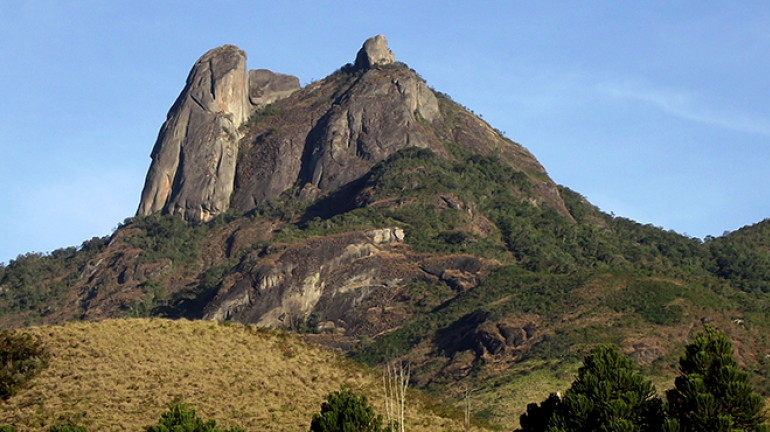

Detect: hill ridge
[0, 318, 472, 432]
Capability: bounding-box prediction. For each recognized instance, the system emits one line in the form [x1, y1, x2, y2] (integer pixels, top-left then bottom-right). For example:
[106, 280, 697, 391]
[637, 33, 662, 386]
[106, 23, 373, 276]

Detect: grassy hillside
[0, 319, 475, 432]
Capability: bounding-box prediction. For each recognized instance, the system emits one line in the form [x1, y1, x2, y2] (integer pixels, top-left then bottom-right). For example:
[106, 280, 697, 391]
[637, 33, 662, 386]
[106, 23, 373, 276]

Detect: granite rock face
[231, 35, 445, 209]
[137, 45, 249, 222]
[138, 35, 570, 222]
[201, 230, 493, 330]
[248, 69, 300, 108]
[230, 63, 446, 209]
[300, 67, 443, 193]
[354, 34, 395, 69]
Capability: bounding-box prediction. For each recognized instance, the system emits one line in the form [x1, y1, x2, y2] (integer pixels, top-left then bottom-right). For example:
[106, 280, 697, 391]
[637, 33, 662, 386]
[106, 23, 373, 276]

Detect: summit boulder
[354, 34, 396, 69]
[248, 69, 300, 108]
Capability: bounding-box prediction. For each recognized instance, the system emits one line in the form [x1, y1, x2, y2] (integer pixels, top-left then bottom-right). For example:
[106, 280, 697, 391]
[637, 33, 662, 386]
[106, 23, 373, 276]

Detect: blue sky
[1, 1, 769, 264]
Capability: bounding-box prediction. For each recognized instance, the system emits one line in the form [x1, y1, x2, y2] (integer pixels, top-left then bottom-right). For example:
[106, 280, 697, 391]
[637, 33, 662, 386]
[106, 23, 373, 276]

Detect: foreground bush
[0, 330, 50, 400]
[49, 425, 88, 432]
[310, 388, 386, 432]
[145, 402, 244, 432]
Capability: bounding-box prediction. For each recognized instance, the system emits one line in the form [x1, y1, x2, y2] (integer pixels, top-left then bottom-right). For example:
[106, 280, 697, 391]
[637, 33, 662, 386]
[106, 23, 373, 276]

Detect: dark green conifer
[665, 325, 769, 432]
[517, 344, 663, 432]
[309, 387, 385, 432]
[144, 403, 244, 432]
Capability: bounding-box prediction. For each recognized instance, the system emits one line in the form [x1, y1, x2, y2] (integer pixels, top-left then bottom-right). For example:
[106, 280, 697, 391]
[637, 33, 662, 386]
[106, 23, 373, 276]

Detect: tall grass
[0, 319, 476, 432]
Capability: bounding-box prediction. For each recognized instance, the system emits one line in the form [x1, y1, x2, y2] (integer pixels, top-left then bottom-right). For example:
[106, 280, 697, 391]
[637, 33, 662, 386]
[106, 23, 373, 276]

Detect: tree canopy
[309, 388, 386, 432]
[665, 325, 769, 432]
[517, 345, 663, 432]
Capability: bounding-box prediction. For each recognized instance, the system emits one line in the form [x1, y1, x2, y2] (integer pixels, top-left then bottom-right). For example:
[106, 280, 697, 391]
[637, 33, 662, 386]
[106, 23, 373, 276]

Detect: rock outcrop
[138, 35, 571, 221]
[203, 231, 409, 325]
[248, 69, 300, 108]
[354, 34, 396, 69]
[137, 45, 249, 222]
[299, 66, 444, 193]
[231, 35, 444, 209]
[202, 229, 493, 331]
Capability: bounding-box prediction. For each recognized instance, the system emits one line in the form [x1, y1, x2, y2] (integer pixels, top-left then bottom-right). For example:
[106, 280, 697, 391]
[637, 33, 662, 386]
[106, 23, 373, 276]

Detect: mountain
[136, 34, 565, 222]
[2, 35, 770, 427]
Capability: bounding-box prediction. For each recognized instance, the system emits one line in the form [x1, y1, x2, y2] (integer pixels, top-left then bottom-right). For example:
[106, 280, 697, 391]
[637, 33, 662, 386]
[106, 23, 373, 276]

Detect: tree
[144, 402, 244, 432]
[517, 393, 561, 432]
[383, 362, 409, 432]
[0, 330, 50, 400]
[517, 345, 663, 432]
[49, 425, 89, 432]
[310, 387, 385, 432]
[665, 325, 769, 432]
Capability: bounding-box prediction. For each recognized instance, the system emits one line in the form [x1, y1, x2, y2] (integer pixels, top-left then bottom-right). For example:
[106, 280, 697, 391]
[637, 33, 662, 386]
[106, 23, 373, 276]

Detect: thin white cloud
[598, 80, 770, 137]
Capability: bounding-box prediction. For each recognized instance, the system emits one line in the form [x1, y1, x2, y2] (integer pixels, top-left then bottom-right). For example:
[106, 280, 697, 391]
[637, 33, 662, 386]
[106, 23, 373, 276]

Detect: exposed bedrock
[137, 45, 249, 222]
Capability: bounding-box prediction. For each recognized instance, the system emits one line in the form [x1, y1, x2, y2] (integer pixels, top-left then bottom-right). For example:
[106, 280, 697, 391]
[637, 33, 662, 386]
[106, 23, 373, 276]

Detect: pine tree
[517, 344, 663, 432]
[665, 325, 769, 432]
[144, 403, 244, 432]
[517, 393, 561, 432]
[309, 387, 385, 432]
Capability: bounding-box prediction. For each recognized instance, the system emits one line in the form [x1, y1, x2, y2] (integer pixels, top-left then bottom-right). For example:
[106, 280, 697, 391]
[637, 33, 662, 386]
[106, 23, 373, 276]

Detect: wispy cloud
[598, 80, 770, 137]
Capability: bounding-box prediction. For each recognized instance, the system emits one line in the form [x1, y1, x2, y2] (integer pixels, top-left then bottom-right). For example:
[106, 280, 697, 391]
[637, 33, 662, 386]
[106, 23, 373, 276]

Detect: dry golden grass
[0, 319, 477, 432]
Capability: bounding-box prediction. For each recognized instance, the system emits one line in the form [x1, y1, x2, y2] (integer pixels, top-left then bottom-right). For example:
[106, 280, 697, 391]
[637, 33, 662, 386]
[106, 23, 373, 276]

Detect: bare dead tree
[383, 361, 410, 432]
[463, 384, 480, 432]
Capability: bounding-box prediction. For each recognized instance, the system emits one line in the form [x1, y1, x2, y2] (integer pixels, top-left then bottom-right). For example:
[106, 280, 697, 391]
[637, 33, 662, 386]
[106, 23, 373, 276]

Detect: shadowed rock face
[248, 69, 300, 108]
[137, 45, 249, 222]
[229, 64, 446, 210]
[302, 67, 444, 192]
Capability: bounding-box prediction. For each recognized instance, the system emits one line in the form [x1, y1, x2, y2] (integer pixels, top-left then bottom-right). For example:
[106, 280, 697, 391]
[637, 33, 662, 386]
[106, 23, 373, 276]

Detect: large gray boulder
[248, 69, 300, 108]
[137, 45, 249, 222]
[354, 34, 395, 69]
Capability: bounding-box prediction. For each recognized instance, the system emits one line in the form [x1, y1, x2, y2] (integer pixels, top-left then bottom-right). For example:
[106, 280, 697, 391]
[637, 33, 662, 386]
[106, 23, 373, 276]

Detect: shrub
[0, 330, 50, 400]
[49, 425, 89, 432]
[145, 402, 244, 432]
[309, 387, 386, 432]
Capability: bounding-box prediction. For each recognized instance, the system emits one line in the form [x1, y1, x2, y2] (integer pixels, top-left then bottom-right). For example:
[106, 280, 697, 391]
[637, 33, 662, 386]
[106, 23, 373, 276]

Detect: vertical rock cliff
[137, 45, 249, 222]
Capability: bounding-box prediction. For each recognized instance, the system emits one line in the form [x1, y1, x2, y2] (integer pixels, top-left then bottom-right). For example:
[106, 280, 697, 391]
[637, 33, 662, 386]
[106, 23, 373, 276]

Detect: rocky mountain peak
[138, 35, 569, 223]
[137, 44, 249, 222]
[136, 45, 299, 222]
[354, 34, 395, 69]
